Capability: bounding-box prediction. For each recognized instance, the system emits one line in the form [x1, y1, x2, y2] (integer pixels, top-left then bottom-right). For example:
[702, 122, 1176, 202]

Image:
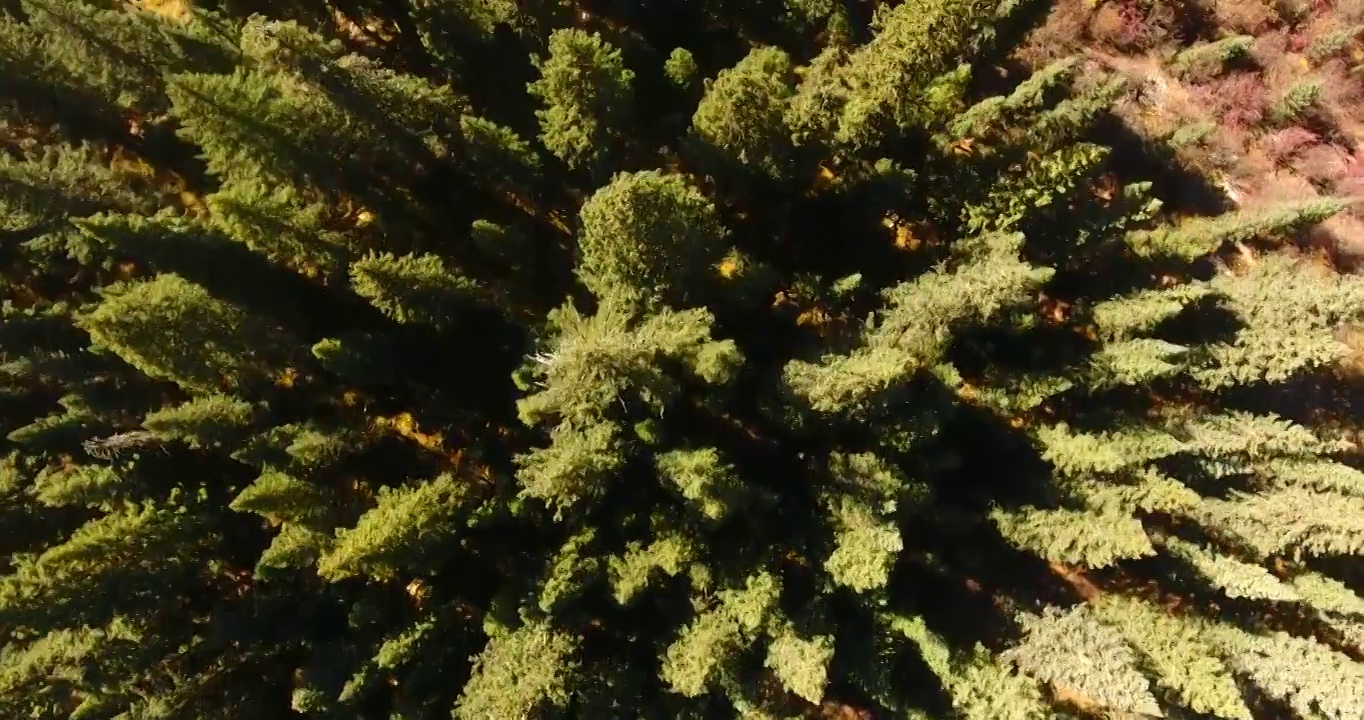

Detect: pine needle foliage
[1, 2, 1363, 719]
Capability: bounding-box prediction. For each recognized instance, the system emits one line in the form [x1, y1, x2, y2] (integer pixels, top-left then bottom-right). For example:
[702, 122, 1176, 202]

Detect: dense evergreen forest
[3, 0, 1364, 717]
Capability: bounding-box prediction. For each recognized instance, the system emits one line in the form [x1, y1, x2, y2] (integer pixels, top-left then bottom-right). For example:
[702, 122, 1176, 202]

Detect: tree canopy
[1, 1, 1363, 719]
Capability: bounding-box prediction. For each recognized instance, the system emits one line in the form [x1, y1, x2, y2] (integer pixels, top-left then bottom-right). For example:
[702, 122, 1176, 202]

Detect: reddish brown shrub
[1316, 59, 1364, 118]
[1294, 143, 1353, 185]
[1090, 1, 1167, 52]
[1333, 147, 1364, 196]
[1207, 0, 1282, 34]
[1288, 28, 1313, 53]
[1015, 0, 1092, 66]
[1250, 30, 1294, 75]
[1260, 125, 1322, 162]
[1338, 0, 1364, 22]
[1194, 72, 1269, 129]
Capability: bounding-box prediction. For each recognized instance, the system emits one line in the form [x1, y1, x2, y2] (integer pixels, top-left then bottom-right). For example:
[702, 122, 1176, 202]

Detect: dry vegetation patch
[1021, 0, 1364, 261]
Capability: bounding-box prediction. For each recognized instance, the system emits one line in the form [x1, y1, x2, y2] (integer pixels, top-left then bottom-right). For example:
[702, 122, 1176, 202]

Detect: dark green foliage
[2, 2, 1363, 720]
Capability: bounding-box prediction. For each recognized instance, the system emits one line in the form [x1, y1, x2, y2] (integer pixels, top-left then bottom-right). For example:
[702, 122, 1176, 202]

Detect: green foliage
[141, 394, 256, 449]
[1001, 605, 1162, 716]
[1270, 79, 1324, 125]
[527, 28, 634, 170]
[665, 47, 700, 89]
[692, 46, 797, 178]
[453, 620, 579, 720]
[575, 170, 730, 307]
[1170, 36, 1254, 80]
[349, 252, 482, 329]
[79, 273, 296, 394]
[4, 3, 1364, 719]
[319, 472, 476, 580]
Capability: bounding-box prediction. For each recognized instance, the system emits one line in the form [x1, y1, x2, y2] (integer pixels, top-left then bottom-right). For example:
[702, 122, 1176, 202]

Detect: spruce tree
[2, 1, 1364, 719]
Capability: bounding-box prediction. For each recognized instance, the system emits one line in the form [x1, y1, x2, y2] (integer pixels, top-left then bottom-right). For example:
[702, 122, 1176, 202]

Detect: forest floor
[1015, 0, 1364, 265]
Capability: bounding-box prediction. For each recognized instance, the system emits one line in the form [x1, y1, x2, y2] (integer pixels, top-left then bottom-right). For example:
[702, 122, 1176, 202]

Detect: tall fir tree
[1, 1, 1363, 719]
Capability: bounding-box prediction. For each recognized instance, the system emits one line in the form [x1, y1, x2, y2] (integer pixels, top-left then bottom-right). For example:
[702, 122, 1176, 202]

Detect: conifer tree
[2, 1, 1364, 719]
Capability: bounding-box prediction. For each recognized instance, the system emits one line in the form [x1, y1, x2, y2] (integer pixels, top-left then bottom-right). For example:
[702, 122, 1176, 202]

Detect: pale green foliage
[459, 113, 542, 192]
[1034, 423, 1183, 477]
[1270, 80, 1323, 124]
[1087, 337, 1187, 388]
[229, 472, 329, 526]
[692, 46, 797, 177]
[785, 237, 1051, 413]
[0, 141, 152, 240]
[1291, 571, 1364, 615]
[1001, 605, 1162, 717]
[1196, 255, 1364, 389]
[1090, 595, 1251, 720]
[888, 613, 1050, 720]
[655, 447, 744, 522]
[664, 47, 699, 89]
[1127, 199, 1346, 260]
[993, 507, 1155, 568]
[825, 451, 915, 509]
[662, 572, 780, 697]
[517, 299, 741, 428]
[1026, 77, 1127, 152]
[410, 0, 521, 60]
[1261, 459, 1364, 496]
[30, 464, 123, 509]
[255, 523, 333, 579]
[609, 532, 695, 603]
[1184, 411, 1331, 460]
[947, 57, 1078, 140]
[142, 394, 255, 449]
[0, 615, 141, 709]
[318, 473, 473, 580]
[1090, 285, 1212, 341]
[234, 422, 361, 472]
[1168, 120, 1218, 148]
[1309, 26, 1364, 60]
[207, 180, 354, 284]
[966, 144, 1109, 232]
[1197, 487, 1364, 559]
[1170, 36, 1254, 80]
[340, 615, 439, 701]
[823, 496, 903, 592]
[1213, 626, 1364, 720]
[784, 45, 849, 148]
[764, 627, 834, 703]
[527, 29, 634, 169]
[80, 274, 290, 394]
[538, 529, 600, 613]
[0, 504, 204, 623]
[453, 620, 578, 720]
[515, 421, 625, 512]
[349, 252, 481, 329]
[6, 0, 236, 117]
[1162, 536, 1299, 600]
[575, 170, 730, 307]
[1072, 468, 1202, 515]
[8, 1, 1364, 715]
[170, 18, 463, 184]
[831, 0, 1002, 148]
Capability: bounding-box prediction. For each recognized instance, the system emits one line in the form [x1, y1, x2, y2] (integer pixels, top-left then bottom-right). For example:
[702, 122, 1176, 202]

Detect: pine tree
[527, 28, 634, 172]
[3, 1, 1364, 719]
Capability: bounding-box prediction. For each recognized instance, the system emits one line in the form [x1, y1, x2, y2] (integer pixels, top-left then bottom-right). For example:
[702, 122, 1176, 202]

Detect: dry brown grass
[1025, 0, 1364, 262]
[1259, 125, 1322, 162]
[1197, 71, 1271, 129]
[1016, 0, 1093, 66]
[1203, 0, 1283, 33]
[1091, 0, 1175, 52]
